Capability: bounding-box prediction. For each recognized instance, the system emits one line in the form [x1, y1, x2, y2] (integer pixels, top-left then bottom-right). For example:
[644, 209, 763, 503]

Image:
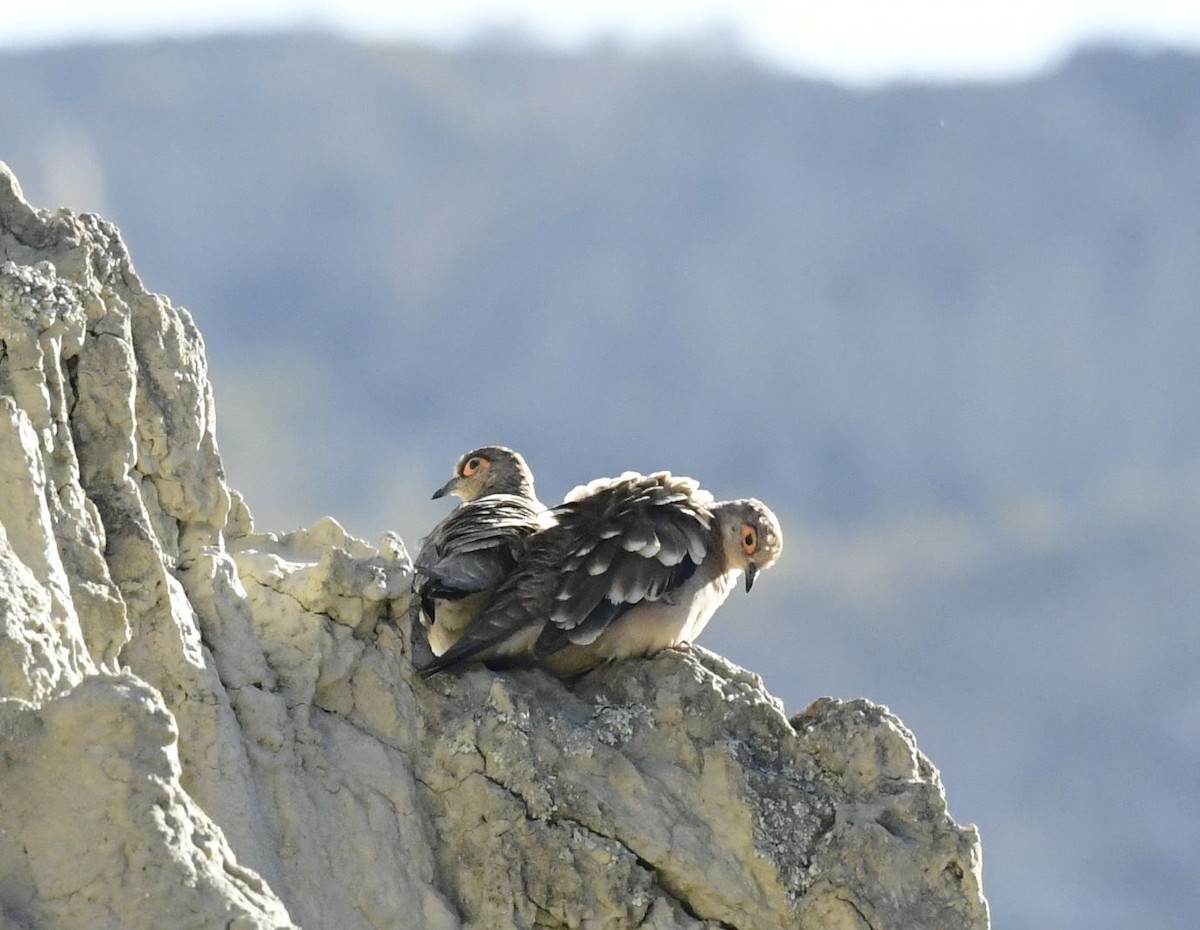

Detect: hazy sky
[6, 0, 1200, 84]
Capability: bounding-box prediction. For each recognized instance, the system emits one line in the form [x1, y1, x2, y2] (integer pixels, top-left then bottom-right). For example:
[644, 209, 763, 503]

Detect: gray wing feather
[412, 494, 543, 600]
[536, 473, 712, 652]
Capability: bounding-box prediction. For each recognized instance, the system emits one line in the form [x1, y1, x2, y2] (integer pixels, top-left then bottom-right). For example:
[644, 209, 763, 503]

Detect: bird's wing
[532, 473, 711, 655]
[412, 495, 544, 601]
[415, 524, 570, 675]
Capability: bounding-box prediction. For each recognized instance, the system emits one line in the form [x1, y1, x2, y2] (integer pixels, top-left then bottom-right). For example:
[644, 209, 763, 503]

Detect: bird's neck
[487, 475, 536, 500]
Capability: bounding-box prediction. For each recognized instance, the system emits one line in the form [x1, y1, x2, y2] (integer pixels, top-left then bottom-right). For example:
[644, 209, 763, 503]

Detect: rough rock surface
[0, 161, 990, 930]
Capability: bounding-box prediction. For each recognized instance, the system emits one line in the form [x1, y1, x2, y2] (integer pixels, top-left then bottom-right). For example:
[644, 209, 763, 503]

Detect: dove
[417, 470, 782, 678]
[409, 446, 547, 656]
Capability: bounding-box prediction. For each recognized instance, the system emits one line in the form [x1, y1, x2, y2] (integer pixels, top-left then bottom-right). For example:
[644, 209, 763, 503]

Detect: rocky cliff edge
[0, 162, 989, 930]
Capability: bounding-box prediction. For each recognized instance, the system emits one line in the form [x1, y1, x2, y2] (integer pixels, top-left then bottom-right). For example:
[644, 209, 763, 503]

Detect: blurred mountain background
[2, 31, 1198, 930]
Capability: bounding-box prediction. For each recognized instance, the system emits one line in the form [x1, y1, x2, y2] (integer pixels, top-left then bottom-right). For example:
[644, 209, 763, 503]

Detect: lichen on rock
[0, 161, 989, 929]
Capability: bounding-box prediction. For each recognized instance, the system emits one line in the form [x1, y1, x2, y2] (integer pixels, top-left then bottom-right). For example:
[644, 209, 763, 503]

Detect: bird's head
[433, 446, 536, 502]
[712, 498, 783, 592]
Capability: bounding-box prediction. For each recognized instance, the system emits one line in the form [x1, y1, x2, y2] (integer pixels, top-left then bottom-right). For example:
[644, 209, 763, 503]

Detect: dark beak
[432, 477, 457, 500]
[744, 562, 759, 593]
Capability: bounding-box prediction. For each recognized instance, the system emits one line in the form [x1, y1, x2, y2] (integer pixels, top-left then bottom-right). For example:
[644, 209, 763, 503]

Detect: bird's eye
[740, 524, 758, 555]
[462, 455, 488, 477]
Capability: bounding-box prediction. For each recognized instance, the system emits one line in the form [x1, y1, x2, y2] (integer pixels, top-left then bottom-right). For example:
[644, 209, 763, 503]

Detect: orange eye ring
[740, 524, 758, 555]
[462, 455, 489, 477]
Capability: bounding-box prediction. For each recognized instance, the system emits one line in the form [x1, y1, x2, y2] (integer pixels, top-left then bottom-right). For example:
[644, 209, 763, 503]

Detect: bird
[409, 446, 547, 657]
[417, 470, 783, 679]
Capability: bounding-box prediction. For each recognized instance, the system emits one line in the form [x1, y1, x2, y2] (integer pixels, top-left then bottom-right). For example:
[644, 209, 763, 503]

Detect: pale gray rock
[0, 161, 989, 930]
[0, 674, 293, 930]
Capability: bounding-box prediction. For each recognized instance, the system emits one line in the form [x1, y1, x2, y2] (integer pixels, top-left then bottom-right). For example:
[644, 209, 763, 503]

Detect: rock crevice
[0, 162, 989, 930]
